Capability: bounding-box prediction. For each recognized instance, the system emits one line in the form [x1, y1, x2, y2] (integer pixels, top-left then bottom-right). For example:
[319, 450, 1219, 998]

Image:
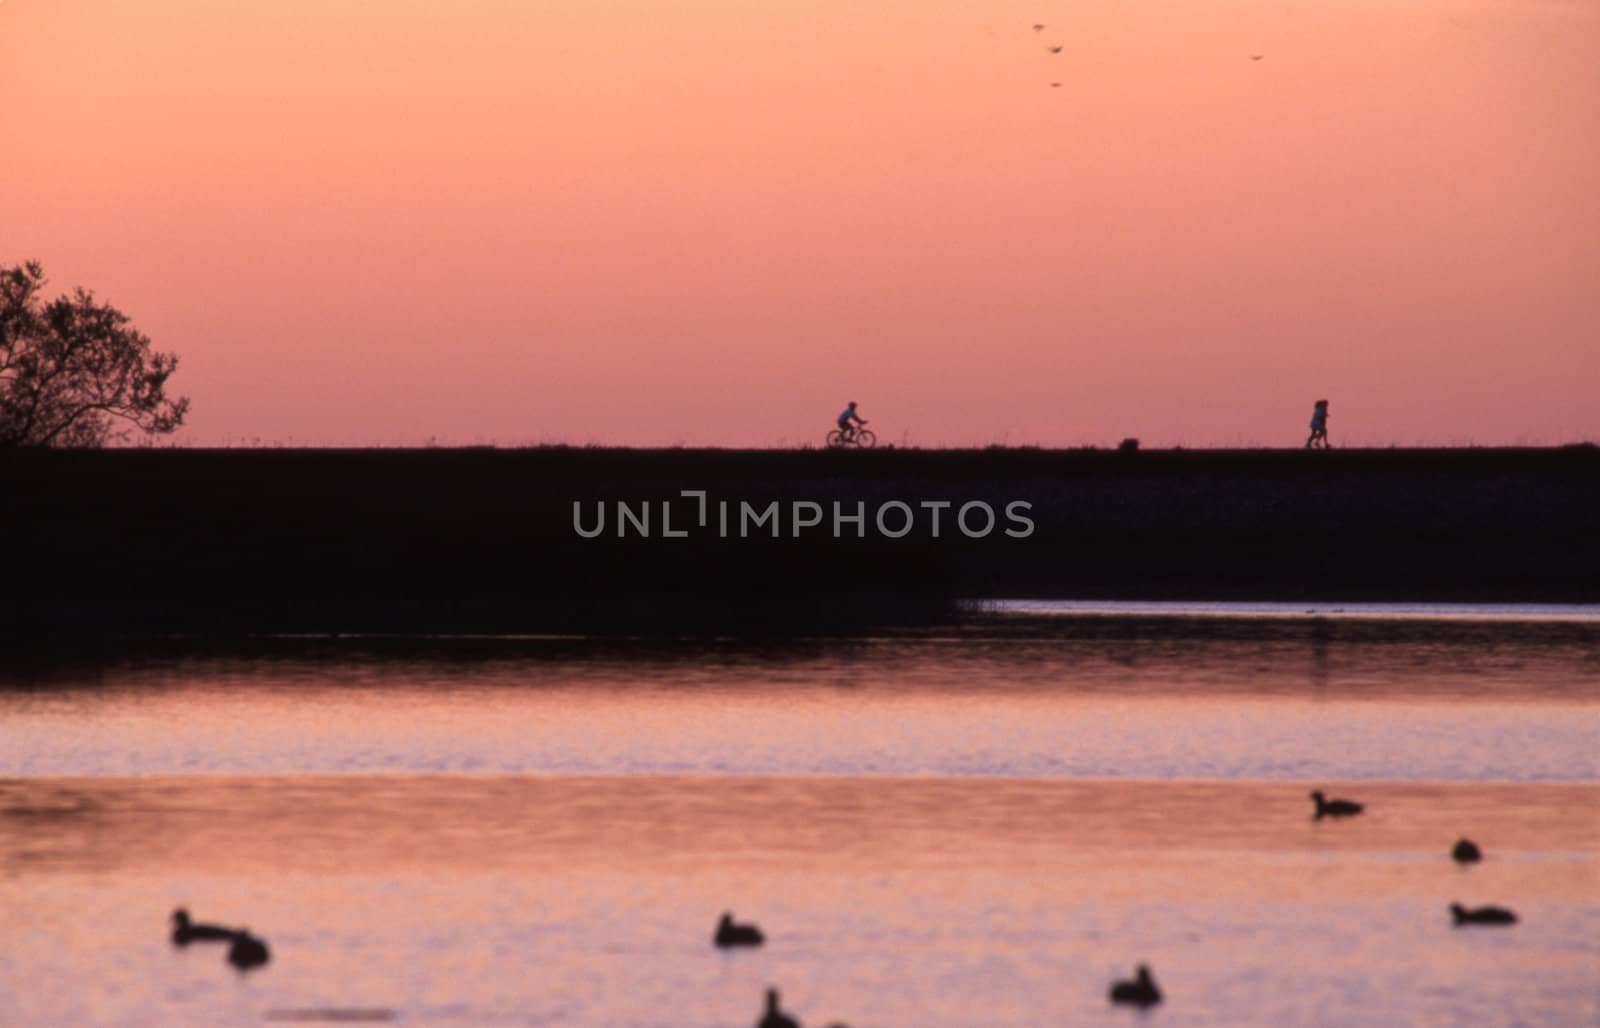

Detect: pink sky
[2, 0, 1595, 447]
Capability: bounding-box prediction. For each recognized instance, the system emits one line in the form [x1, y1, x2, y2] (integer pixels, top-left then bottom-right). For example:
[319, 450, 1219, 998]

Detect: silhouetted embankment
[2, 446, 1595, 640]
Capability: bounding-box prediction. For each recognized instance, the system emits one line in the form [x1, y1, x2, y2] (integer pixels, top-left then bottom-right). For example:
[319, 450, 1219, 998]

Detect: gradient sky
[3, 0, 1596, 447]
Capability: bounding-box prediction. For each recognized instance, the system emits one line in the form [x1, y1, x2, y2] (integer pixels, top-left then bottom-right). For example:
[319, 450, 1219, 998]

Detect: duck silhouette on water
[1452, 838, 1483, 864]
[1451, 903, 1517, 926]
[1310, 790, 1363, 819]
[756, 987, 801, 1028]
[228, 929, 272, 971]
[715, 912, 765, 948]
[1108, 963, 1163, 1007]
[171, 908, 240, 946]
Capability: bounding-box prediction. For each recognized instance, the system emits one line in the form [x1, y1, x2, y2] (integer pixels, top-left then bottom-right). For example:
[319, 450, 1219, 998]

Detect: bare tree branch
[0, 262, 188, 447]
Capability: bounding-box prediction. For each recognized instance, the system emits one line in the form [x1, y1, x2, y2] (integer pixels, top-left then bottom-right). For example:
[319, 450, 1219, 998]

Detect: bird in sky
[1250, 54, 1264, 60]
[1033, 24, 1045, 32]
[1050, 82, 1061, 88]
[1048, 45, 1063, 53]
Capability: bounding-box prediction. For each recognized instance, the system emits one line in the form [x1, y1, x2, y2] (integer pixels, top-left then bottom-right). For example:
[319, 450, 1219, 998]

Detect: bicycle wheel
[854, 429, 877, 449]
[825, 429, 846, 448]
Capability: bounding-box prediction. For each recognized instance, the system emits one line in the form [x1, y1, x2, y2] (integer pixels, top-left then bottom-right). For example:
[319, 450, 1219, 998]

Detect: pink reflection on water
[2, 630, 1597, 780]
[0, 777, 1595, 1026]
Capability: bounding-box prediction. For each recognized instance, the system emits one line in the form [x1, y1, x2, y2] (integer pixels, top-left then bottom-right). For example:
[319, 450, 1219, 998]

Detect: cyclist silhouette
[836, 401, 868, 441]
[826, 402, 876, 447]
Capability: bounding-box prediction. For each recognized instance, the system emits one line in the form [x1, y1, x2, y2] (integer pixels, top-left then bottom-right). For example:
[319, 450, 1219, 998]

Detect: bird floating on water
[757, 987, 801, 1028]
[715, 911, 766, 948]
[171, 908, 239, 946]
[228, 929, 272, 971]
[1451, 903, 1517, 926]
[1109, 963, 1163, 1007]
[1310, 790, 1363, 819]
[1452, 838, 1483, 864]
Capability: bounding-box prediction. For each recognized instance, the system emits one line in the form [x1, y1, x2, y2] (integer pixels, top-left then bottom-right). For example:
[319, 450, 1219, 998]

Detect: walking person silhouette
[1306, 399, 1331, 449]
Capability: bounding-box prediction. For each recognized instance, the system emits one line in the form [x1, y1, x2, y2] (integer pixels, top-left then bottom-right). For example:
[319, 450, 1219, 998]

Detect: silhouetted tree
[0, 261, 188, 447]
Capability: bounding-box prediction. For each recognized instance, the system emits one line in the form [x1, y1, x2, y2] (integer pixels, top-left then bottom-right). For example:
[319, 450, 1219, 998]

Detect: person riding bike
[836, 401, 868, 442]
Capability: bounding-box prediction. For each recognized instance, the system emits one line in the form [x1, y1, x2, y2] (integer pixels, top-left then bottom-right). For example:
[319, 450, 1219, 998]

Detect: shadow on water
[2, 611, 1597, 704]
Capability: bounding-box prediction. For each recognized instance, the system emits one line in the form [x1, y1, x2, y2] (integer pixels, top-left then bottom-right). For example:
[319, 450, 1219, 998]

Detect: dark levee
[2, 445, 1596, 643]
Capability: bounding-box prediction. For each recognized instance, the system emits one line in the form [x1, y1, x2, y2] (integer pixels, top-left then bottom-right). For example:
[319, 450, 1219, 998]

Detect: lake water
[2, 607, 1597, 1026]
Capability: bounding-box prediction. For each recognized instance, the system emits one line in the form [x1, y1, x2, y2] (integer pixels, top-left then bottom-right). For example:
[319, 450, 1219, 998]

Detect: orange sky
[2, 0, 1596, 447]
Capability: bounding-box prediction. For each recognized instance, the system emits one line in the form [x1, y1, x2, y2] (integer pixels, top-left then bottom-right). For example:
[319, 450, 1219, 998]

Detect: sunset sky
[3, 0, 1595, 447]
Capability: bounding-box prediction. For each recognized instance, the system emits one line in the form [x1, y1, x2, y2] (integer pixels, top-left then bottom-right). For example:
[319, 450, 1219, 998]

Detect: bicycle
[825, 426, 877, 449]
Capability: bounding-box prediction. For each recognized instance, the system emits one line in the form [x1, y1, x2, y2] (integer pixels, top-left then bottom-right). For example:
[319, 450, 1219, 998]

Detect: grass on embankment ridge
[3, 445, 1595, 638]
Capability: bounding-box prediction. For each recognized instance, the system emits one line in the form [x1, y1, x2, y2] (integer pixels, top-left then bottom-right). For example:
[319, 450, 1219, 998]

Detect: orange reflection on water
[4, 775, 1595, 882]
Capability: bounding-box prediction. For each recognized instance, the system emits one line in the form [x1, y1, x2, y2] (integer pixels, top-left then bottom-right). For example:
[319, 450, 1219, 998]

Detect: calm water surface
[1, 611, 1597, 1026]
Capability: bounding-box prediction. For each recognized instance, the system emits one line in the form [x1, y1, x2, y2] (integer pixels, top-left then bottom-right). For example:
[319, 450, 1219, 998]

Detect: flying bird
[1033, 24, 1045, 32]
[1250, 55, 1264, 61]
[1048, 46, 1063, 53]
[1050, 82, 1061, 88]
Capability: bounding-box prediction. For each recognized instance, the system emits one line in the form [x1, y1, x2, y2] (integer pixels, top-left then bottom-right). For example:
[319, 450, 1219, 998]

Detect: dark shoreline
[4, 445, 1596, 640]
